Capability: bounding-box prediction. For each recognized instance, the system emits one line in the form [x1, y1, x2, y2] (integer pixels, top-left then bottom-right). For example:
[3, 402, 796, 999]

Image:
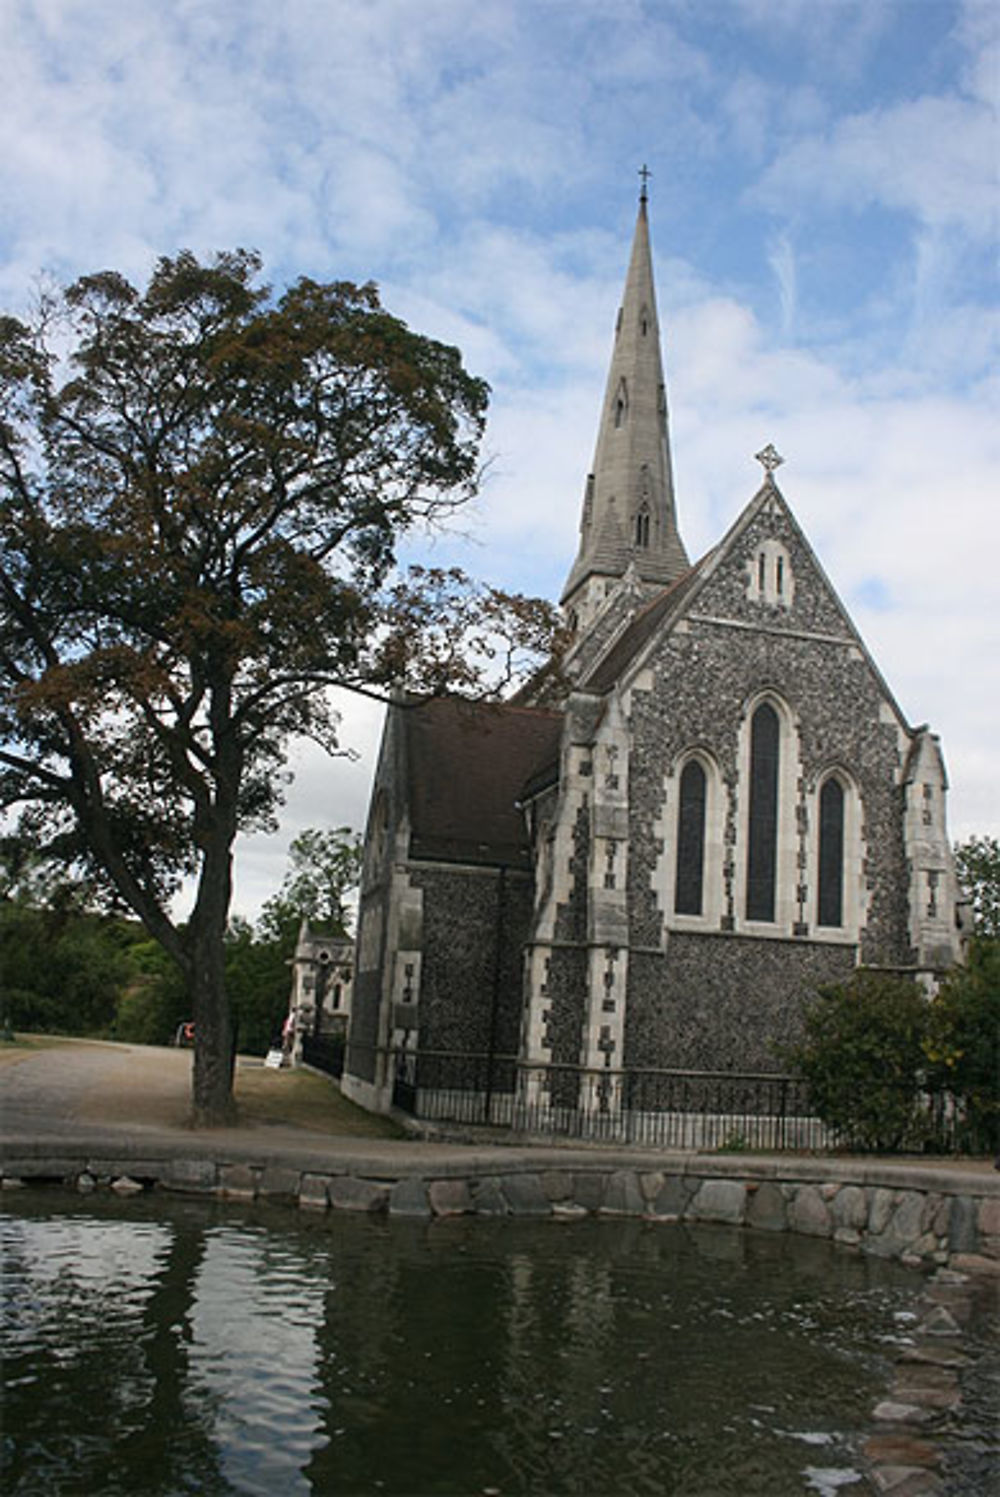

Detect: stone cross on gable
[755, 443, 784, 479]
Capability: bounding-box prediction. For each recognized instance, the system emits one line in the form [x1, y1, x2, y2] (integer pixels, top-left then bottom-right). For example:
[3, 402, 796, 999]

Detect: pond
[1, 1191, 996, 1495]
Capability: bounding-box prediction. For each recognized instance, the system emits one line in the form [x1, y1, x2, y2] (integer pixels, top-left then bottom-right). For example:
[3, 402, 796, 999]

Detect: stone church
[342, 188, 966, 1118]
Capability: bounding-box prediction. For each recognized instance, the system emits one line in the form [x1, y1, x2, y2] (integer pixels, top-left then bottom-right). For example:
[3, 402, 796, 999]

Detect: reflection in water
[1, 1192, 995, 1496]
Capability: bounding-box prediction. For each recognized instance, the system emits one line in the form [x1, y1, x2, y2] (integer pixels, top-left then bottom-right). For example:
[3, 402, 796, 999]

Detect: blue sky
[1, 0, 996, 914]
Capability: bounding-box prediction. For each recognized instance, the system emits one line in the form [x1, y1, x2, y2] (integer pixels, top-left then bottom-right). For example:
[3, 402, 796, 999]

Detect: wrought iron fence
[384, 1048, 992, 1154]
[301, 1032, 345, 1078]
[388, 1049, 825, 1150]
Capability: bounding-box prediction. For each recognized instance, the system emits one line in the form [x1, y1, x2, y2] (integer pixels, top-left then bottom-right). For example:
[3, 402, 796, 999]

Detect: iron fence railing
[301, 1031, 345, 1078]
[384, 1047, 993, 1154]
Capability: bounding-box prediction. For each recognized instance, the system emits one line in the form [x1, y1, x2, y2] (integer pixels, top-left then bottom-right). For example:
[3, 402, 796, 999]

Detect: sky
[1, 0, 996, 918]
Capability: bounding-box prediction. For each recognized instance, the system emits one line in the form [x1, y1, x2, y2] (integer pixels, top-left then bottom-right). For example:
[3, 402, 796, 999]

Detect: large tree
[0, 251, 557, 1122]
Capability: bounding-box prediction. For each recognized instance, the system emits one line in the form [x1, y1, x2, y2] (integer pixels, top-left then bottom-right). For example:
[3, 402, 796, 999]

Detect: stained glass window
[817, 777, 845, 927]
[675, 760, 706, 915]
[746, 703, 779, 921]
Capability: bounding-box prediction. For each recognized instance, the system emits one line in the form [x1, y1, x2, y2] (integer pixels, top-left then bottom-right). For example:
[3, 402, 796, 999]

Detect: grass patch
[235, 1062, 404, 1139]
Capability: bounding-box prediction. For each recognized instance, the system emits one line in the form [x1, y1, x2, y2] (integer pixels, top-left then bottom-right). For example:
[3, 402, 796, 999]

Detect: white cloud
[1, 0, 996, 915]
[754, 94, 997, 238]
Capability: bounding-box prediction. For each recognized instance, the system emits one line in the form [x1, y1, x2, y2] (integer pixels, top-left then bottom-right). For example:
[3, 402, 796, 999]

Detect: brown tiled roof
[405, 698, 562, 868]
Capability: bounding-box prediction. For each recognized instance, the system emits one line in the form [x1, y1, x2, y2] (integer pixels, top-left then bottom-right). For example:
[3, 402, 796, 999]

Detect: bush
[925, 938, 1000, 1152]
[785, 970, 932, 1152]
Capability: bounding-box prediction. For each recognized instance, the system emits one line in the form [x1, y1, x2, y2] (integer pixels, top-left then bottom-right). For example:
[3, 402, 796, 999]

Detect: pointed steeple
[561, 179, 688, 621]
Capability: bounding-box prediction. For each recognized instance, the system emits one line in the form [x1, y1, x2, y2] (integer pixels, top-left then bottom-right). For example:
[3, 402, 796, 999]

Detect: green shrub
[785, 970, 932, 1152]
[925, 938, 1000, 1152]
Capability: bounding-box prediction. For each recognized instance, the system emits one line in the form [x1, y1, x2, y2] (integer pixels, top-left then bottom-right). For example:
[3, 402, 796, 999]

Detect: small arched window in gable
[746, 702, 780, 921]
[817, 776, 845, 928]
[675, 760, 707, 915]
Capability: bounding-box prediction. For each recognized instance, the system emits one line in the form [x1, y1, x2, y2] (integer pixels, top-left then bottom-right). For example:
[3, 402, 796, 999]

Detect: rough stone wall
[624, 934, 857, 1071]
[529, 489, 925, 1076]
[707, 499, 912, 959]
[541, 946, 588, 1072]
[412, 865, 533, 1058]
[626, 622, 911, 955]
[553, 800, 591, 945]
[614, 495, 916, 1076]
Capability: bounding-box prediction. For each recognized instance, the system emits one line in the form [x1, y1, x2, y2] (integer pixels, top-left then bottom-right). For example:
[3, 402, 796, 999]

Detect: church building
[342, 187, 966, 1119]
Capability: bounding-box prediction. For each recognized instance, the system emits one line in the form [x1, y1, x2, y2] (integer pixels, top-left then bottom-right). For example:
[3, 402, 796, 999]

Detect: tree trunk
[188, 824, 238, 1127]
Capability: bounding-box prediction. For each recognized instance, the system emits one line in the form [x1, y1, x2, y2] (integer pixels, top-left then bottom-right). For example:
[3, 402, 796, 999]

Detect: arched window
[746, 703, 780, 921]
[675, 760, 707, 915]
[817, 777, 845, 927]
[614, 378, 628, 428]
[634, 506, 650, 548]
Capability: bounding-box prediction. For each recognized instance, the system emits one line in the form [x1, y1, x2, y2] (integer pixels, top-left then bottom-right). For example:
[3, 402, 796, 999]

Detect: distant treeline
[0, 900, 292, 1056]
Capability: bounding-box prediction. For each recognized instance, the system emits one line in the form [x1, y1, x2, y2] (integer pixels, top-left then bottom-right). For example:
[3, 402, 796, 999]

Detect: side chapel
[342, 186, 966, 1116]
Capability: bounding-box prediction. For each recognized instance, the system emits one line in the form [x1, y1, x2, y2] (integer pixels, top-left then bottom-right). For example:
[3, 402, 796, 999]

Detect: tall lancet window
[614, 378, 628, 428]
[675, 760, 707, 915]
[635, 506, 651, 548]
[817, 777, 845, 927]
[746, 703, 780, 921]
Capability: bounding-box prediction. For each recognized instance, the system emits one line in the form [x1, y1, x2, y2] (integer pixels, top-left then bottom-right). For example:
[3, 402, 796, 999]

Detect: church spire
[561, 176, 688, 619]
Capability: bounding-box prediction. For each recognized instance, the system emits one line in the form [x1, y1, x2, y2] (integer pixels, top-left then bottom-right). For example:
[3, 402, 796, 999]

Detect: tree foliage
[1, 824, 364, 1058]
[231, 826, 364, 1055]
[258, 825, 362, 946]
[785, 970, 932, 1152]
[925, 938, 1000, 1151]
[954, 834, 1000, 940]
[0, 251, 558, 1121]
[788, 951, 999, 1155]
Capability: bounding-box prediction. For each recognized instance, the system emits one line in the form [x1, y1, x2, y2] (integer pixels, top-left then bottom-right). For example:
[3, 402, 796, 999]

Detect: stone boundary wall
[3, 1147, 998, 1275]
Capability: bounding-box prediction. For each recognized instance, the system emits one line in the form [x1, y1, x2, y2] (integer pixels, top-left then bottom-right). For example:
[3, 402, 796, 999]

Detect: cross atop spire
[638, 163, 652, 204]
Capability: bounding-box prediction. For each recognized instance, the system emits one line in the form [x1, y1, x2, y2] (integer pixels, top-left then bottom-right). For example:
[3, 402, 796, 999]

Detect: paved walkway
[2, 1038, 997, 1193]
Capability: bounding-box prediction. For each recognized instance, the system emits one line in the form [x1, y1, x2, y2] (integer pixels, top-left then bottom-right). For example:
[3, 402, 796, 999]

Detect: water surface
[1, 1191, 991, 1495]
